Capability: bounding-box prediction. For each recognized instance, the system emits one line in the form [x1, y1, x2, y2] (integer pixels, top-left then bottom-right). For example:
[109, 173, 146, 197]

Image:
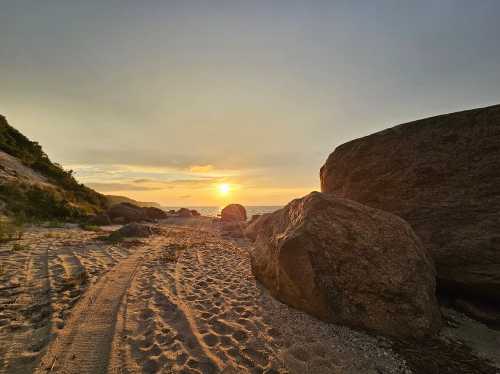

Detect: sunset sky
[2, 1, 500, 206]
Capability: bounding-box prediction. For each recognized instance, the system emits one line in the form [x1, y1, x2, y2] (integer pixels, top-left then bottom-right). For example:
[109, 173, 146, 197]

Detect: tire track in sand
[35, 247, 147, 374]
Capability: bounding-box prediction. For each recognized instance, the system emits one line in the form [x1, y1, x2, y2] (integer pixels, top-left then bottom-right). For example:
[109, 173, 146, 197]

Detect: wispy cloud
[86, 183, 164, 192]
[189, 164, 215, 173]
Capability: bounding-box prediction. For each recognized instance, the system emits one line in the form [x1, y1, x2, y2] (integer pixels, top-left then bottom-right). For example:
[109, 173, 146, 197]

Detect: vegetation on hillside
[0, 115, 108, 220]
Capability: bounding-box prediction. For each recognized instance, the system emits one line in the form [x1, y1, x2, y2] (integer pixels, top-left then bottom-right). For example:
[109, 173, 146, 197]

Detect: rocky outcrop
[221, 221, 245, 238]
[87, 213, 112, 226]
[107, 203, 149, 223]
[452, 299, 500, 327]
[106, 203, 167, 224]
[320, 104, 500, 302]
[111, 223, 157, 238]
[176, 208, 193, 218]
[244, 213, 272, 241]
[221, 204, 247, 222]
[251, 192, 441, 339]
[144, 207, 168, 220]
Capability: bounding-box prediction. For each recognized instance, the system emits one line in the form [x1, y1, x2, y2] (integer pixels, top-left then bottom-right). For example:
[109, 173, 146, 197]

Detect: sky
[1, 1, 500, 206]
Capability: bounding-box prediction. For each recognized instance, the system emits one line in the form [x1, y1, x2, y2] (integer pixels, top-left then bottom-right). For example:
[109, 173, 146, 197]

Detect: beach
[0, 217, 498, 374]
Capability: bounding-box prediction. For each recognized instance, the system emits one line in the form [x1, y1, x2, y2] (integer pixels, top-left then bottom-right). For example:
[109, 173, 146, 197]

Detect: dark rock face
[107, 203, 149, 223]
[144, 207, 168, 220]
[221, 221, 245, 238]
[221, 204, 247, 222]
[176, 208, 193, 218]
[251, 192, 441, 339]
[452, 299, 500, 327]
[244, 213, 272, 241]
[87, 213, 112, 226]
[107, 203, 167, 223]
[320, 104, 500, 301]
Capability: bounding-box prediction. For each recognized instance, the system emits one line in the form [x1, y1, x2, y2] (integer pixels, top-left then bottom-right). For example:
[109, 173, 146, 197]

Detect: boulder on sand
[244, 213, 272, 241]
[221, 221, 245, 238]
[144, 207, 167, 220]
[319, 104, 500, 302]
[249, 214, 262, 223]
[221, 204, 247, 222]
[251, 192, 442, 339]
[107, 203, 149, 224]
[177, 208, 193, 218]
[106, 203, 167, 223]
[113, 223, 157, 238]
[87, 213, 112, 226]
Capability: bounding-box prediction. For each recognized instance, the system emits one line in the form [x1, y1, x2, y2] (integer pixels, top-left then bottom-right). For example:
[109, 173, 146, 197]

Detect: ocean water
[162, 206, 282, 218]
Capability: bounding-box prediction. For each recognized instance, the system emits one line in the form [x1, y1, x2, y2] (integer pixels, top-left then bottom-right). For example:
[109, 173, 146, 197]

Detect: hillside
[0, 115, 108, 220]
[106, 195, 161, 208]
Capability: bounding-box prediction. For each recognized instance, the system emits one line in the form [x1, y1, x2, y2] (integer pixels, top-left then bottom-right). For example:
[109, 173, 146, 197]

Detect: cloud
[87, 182, 164, 192]
[189, 164, 215, 173]
[87, 177, 226, 193]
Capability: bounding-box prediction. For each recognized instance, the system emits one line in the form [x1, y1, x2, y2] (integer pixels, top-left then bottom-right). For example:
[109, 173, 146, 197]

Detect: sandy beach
[0, 217, 496, 374]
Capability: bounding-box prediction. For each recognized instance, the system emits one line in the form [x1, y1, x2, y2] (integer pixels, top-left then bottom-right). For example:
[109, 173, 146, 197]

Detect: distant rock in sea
[320, 104, 500, 305]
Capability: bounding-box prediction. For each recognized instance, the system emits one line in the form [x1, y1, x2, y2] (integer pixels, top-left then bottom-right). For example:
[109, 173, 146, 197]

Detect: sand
[0, 218, 498, 374]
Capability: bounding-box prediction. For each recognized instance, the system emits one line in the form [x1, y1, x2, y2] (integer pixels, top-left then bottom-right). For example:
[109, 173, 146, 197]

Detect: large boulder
[251, 192, 441, 339]
[112, 223, 157, 238]
[107, 203, 149, 223]
[106, 203, 167, 223]
[320, 104, 500, 301]
[176, 208, 193, 218]
[244, 213, 272, 241]
[87, 212, 112, 226]
[221, 204, 247, 222]
[221, 221, 245, 238]
[190, 209, 201, 217]
[144, 207, 167, 220]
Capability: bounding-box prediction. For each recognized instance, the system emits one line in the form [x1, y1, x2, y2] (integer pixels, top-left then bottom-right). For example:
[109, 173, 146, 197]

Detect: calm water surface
[162, 206, 282, 217]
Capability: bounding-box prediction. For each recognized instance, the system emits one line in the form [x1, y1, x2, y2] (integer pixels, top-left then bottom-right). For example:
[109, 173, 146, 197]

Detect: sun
[217, 183, 231, 196]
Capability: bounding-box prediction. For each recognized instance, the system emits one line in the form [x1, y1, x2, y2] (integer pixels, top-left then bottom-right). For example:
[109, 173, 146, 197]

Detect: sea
[161, 206, 282, 218]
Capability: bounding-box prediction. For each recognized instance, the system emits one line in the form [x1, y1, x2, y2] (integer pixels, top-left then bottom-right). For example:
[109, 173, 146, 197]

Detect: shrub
[0, 218, 24, 243]
[80, 224, 102, 232]
[11, 243, 29, 252]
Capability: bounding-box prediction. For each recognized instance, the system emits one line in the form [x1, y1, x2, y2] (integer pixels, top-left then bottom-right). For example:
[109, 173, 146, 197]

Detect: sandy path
[0, 227, 133, 373]
[110, 222, 407, 374]
[35, 244, 146, 373]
